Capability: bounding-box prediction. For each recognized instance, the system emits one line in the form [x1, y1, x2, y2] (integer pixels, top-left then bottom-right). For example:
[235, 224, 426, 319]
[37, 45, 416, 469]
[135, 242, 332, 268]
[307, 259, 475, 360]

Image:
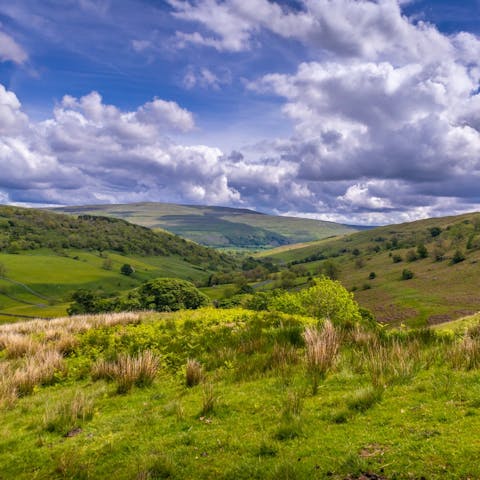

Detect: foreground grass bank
[1, 309, 480, 479]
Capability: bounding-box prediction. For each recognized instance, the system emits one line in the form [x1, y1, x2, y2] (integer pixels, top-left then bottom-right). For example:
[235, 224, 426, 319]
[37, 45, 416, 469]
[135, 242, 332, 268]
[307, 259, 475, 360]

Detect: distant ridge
[54, 202, 358, 250]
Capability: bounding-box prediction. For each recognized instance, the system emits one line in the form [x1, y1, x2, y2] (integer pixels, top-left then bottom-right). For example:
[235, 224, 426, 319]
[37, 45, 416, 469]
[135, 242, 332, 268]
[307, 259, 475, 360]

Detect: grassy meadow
[2, 308, 480, 479]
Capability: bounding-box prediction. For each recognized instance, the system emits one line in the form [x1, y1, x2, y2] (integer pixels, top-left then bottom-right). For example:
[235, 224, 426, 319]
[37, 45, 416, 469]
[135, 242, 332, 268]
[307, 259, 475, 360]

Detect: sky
[1, 0, 480, 225]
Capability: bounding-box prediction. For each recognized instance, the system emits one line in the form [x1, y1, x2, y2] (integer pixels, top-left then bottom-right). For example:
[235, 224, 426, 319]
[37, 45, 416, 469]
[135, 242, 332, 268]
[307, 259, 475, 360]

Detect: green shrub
[402, 269, 414, 280]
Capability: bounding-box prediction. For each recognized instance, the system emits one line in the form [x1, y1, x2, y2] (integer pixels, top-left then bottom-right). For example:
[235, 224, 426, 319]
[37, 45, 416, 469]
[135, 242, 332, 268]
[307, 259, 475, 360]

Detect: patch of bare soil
[428, 310, 476, 326]
[344, 473, 387, 480]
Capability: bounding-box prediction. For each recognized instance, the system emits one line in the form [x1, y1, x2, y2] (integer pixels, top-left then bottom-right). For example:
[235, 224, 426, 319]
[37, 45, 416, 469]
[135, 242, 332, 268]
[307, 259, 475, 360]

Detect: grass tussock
[362, 337, 421, 388]
[201, 382, 218, 416]
[346, 386, 383, 412]
[185, 359, 203, 387]
[92, 350, 160, 393]
[12, 349, 65, 397]
[450, 334, 480, 370]
[0, 333, 40, 359]
[43, 390, 95, 434]
[303, 320, 340, 394]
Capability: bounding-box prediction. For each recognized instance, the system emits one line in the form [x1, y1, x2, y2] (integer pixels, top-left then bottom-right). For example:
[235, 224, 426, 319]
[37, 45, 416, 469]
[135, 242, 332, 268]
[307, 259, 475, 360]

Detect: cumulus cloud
[0, 29, 27, 64]
[165, 0, 480, 223]
[0, 85, 239, 206]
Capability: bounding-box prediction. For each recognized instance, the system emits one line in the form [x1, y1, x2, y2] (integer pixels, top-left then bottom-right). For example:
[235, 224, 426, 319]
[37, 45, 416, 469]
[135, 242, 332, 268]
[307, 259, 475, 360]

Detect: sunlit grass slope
[260, 211, 480, 326]
[2, 309, 480, 479]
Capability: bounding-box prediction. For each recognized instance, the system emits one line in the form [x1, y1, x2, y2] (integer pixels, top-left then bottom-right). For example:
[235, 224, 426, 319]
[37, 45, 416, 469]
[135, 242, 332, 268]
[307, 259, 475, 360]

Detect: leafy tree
[272, 277, 362, 328]
[138, 278, 209, 311]
[120, 264, 135, 276]
[67, 290, 100, 315]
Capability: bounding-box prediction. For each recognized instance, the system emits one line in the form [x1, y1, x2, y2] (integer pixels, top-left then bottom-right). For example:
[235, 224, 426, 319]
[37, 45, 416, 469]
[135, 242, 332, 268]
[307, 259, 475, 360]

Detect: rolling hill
[258, 211, 480, 327]
[53, 202, 359, 249]
[0, 206, 237, 320]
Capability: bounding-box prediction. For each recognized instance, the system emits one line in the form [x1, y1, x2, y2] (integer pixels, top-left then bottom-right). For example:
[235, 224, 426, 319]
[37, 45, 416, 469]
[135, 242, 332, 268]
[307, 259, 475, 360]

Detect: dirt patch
[64, 427, 82, 438]
[359, 444, 387, 458]
[344, 473, 387, 480]
[428, 310, 477, 326]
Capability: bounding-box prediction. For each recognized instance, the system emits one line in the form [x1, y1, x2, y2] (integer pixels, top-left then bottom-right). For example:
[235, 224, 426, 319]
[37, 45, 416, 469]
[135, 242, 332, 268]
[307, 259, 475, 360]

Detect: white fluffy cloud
[0, 86, 239, 206]
[168, 0, 480, 223]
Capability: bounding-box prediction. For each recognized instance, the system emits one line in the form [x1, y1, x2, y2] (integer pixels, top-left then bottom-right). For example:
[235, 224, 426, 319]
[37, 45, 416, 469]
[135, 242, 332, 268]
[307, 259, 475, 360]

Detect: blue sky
[1, 0, 480, 224]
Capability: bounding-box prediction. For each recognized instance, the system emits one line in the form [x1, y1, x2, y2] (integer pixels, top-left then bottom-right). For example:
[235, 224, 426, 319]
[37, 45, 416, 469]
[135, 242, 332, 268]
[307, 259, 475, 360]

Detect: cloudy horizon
[1, 0, 480, 225]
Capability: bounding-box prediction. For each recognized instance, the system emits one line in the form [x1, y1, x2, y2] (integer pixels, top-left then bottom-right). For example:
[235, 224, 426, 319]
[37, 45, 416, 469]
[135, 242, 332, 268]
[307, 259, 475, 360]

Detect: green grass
[0, 250, 219, 319]
[259, 211, 480, 327]
[54, 202, 358, 250]
[2, 309, 480, 479]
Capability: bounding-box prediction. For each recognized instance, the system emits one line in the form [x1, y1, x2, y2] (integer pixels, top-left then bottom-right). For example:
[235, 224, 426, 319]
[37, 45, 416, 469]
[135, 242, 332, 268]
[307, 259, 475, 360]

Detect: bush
[120, 264, 135, 276]
[273, 277, 362, 328]
[417, 243, 428, 259]
[451, 249, 465, 264]
[368, 272, 376, 280]
[402, 269, 414, 280]
[392, 254, 403, 263]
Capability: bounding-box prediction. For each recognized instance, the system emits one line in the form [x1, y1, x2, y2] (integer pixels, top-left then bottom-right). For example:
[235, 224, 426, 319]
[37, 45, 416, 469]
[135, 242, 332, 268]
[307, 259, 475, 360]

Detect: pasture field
[0, 250, 215, 319]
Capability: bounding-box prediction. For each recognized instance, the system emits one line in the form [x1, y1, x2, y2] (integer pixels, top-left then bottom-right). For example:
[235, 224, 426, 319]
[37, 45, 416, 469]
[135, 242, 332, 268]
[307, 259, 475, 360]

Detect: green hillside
[54, 202, 358, 250]
[0, 206, 237, 320]
[2, 308, 480, 479]
[258, 211, 480, 327]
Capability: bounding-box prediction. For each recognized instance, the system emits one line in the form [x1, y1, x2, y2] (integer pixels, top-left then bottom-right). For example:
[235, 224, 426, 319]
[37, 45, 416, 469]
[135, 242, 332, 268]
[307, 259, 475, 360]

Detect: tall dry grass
[0, 312, 145, 406]
[12, 348, 65, 396]
[303, 320, 340, 394]
[363, 338, 421, 387]
[185, 359, 203, 387]
[92, 350, 160, 393]
[450, 334, 480, 370]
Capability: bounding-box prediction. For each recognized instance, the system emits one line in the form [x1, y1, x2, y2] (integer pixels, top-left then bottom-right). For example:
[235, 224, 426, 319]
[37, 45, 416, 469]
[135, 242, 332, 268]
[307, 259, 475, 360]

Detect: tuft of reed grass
[201, 382, 217, 416]
[0, 333, 40, 359]
[303, 320, 340, 394]
[91, 350, 160, 393]
[450, 334, 480, 370]
[43, 390, 95, 434]
[185, 359, 203, 387]
[363, 338, 420, 388]
[270, 342, 299, 372]
[281, 389, 303, 420]
[12, 348, 65, 397]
